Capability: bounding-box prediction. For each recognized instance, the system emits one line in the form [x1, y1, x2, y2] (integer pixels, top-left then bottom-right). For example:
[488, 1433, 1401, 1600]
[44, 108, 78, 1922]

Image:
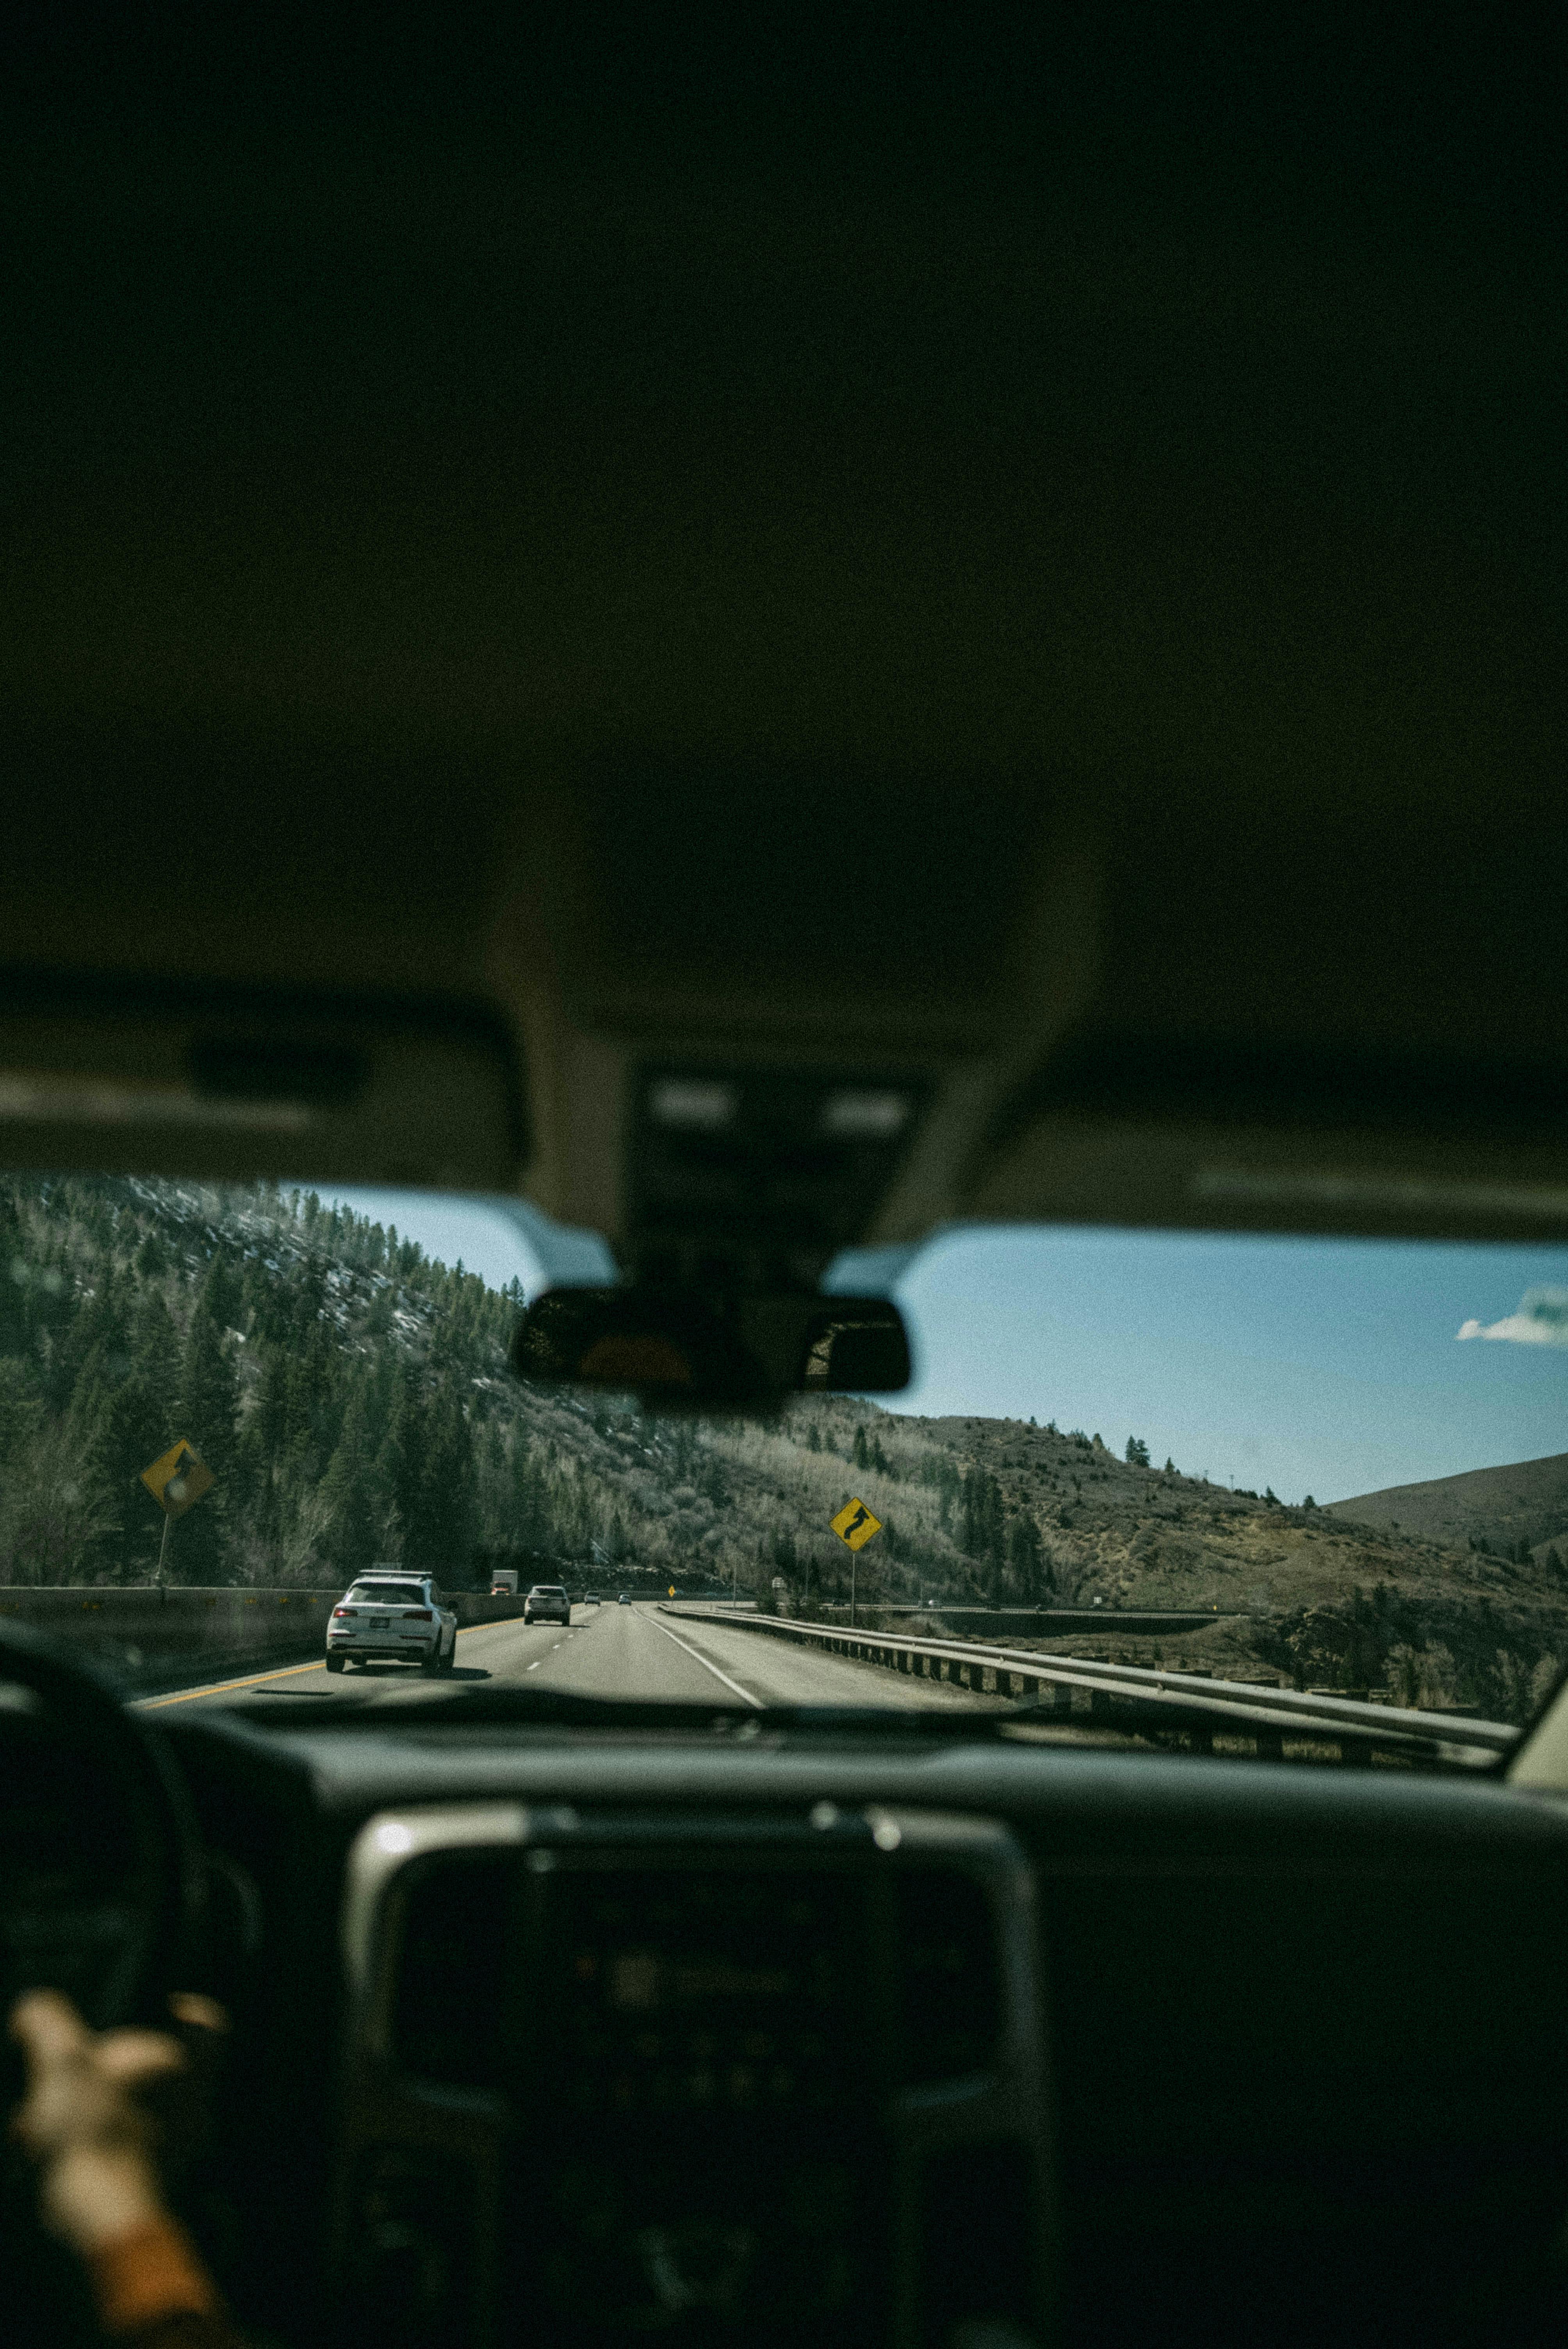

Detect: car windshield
[4, 1173, 1566, 1752]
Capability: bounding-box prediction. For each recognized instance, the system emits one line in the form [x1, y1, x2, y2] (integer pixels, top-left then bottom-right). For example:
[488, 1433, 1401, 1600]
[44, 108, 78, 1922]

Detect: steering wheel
[0, 1620, 205, 2036]
[0, 1623, 210, 2347]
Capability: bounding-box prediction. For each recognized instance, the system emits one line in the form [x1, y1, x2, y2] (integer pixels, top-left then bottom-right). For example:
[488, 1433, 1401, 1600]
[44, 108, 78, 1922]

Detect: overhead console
[332, 1804, 1051, 2349]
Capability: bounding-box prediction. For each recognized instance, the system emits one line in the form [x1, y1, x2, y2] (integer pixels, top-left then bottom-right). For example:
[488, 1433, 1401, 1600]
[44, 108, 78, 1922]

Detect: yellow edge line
[135, 1619, 501, 1709]
[137, 1659, 329, 1708]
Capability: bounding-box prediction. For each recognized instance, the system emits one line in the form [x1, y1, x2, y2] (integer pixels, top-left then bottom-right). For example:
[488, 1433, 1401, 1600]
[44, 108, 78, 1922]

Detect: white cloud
[1456, 1287, 1568, 1347]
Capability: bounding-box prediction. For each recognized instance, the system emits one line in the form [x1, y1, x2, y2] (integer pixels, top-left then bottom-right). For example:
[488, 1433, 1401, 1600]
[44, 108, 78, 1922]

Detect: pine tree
[135, 1227, 169, 1279]
[476, 1418, 509, 1554]
[503, 1433, 546, 1551]
[322, 1381, 380, 1578]
[376, 1360, 424, 1559]
[201, 1251, 243, 1338]
[176, 1302, 238, 1473]
[402, 1371, 476, 1573]
[49, 1261, 128, 1412]
[1007, 1512, 1045, 1601]
[0, 1359, 42, 1471]
[960, 1470, 982, 1557]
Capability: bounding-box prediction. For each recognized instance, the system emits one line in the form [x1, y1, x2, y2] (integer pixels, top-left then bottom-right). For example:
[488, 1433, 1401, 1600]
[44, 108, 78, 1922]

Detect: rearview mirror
[508, 1287, 912, 1409]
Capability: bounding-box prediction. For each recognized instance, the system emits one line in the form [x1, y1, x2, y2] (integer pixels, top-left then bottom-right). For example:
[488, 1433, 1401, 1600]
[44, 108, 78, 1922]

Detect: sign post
[140, 1440, 216, 1588]
[829, 1497, 883, 1629]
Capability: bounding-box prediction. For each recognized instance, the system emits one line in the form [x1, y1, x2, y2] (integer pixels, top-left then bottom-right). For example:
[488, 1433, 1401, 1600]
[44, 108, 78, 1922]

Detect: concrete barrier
[0, 1585, 529, 1693]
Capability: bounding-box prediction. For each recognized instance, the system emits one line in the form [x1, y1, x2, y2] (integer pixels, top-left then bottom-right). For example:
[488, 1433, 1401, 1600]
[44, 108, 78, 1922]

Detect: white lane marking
[652, 1617, 764, 1708]
[527, 1660, 542, 1671]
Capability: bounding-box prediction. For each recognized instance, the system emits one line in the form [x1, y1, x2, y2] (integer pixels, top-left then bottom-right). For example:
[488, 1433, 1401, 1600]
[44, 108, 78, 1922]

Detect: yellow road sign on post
[141, 1440, 215, 1520]
[830, 1498, 882, 1552]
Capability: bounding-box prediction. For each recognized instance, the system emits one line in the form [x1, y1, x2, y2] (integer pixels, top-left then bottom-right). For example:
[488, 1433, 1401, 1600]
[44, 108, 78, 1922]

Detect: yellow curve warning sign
[830, 1497, 882, 1552]
[141, 1439, 215, 1519]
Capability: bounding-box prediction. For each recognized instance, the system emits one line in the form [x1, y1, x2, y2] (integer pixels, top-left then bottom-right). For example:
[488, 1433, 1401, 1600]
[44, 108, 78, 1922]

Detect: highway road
[139, 1601, 1009, 1714]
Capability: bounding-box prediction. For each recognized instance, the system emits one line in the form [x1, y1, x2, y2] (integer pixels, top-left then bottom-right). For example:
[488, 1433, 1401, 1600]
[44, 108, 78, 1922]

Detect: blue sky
[889, 1229, 1568, 1503]
[323, 1188, 1567, 1506]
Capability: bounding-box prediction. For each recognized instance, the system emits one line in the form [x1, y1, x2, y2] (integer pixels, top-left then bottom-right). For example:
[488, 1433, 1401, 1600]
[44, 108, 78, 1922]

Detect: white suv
[524, 1583, 572, 1625]
[325, 1571, 458, 1675]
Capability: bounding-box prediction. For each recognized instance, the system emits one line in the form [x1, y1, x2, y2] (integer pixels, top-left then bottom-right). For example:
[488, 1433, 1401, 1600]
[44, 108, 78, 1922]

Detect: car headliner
[3, 20, 1562, 1254]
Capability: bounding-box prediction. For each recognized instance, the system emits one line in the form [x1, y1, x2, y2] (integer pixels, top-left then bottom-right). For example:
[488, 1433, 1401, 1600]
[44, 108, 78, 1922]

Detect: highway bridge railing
[660, 1605, 1518, 1766]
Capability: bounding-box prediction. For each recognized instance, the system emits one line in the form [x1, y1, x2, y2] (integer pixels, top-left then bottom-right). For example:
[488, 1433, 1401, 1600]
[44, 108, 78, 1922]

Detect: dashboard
[337, 1803, 1044, 2348]
[157, 1709, 1568, 2349]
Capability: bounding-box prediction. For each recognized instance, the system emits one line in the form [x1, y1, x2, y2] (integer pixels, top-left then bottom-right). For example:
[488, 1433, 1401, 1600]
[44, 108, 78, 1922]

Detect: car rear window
[348, 1581, 425, 1604]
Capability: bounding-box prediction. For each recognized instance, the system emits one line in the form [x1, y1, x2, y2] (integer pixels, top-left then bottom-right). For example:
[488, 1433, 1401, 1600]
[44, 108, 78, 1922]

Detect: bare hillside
[1327, 1453, 1568, 1562]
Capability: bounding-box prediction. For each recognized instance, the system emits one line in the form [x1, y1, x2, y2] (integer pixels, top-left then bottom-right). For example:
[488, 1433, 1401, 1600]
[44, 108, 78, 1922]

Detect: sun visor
[964, 1027, 1568, 1244]
[0, 974, 528, 1189]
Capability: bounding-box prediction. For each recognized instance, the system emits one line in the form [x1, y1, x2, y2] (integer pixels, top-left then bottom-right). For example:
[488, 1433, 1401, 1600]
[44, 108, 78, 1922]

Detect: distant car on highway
[524, 1583, 571, 1625]
[618, 1593, 630, 1606]
[584, 1592, 601, 1605]
[325, 1571, 457, 1675]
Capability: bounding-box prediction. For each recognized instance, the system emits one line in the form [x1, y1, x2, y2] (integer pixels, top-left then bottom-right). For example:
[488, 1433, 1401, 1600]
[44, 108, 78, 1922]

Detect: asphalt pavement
[138, 1600, 1006, 1713]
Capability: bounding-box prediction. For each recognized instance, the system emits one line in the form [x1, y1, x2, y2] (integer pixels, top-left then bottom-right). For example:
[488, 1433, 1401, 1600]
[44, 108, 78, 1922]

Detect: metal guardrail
[661, 1606, 1518, 1761]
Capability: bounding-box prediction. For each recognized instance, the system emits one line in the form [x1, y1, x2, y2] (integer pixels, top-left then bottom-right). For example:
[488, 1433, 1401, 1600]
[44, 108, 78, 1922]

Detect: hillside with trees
[3, 1173, 1567, 1720]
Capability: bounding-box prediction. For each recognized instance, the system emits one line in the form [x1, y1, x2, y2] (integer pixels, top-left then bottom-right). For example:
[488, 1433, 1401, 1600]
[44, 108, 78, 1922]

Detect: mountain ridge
[1328, 1452, 1568, 1562]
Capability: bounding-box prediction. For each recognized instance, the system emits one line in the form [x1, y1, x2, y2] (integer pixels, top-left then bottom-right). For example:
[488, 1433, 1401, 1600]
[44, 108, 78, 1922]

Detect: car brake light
[402, 1608, 433, 1620]
[333, 1607, 352, 1617]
